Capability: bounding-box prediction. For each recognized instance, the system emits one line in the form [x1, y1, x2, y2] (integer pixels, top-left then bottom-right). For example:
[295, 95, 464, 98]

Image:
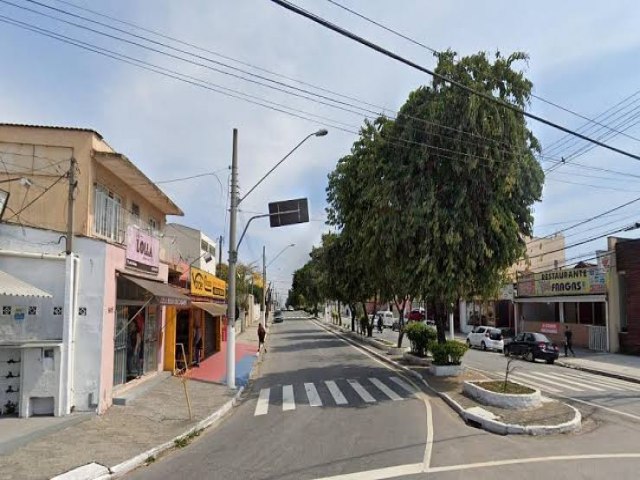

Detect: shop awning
[120, 274, 190, 306]
[192, 301, 227, 317]
[0, 269, 52, 298]
[515, 294, 605, 303]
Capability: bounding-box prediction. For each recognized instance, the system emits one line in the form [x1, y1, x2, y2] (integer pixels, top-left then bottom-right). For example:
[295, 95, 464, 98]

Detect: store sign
[125, 226, 159, 274]
[499, 284, 514, 300]
[156, 296, 189, 306]
[540, 323, 558, 334]
[190, 267, 226, 300]
[517, 267, 606, 297]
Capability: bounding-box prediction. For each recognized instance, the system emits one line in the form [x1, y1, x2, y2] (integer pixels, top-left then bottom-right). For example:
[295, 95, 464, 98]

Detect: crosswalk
[254, 376, 417, 416]
[504, 368, 640, 396]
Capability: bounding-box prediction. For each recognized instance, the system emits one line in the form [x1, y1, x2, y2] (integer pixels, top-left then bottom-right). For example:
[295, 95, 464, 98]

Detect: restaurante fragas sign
[517, 267, 606, 297]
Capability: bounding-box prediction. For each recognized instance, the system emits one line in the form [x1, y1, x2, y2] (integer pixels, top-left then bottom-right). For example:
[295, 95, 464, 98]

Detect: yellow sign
[190, 267, 226, 300]
[517, 267, 606, 297]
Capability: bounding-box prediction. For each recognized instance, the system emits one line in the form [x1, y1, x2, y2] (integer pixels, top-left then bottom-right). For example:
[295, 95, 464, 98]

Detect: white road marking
[529, 371, 606, 391]
[310, 462, 423, 480]
[305, 382, 322, 407]
[509, 374, 562, 393]
[254, 388, 270, 416]
[348, 379, 376, 403]
[311, 320, 433, 472]
[515, 371, 584, 391]
[561, 371, 640, 391]
[389, 376, 416, 394]
[325, 380, 348, 405]
[282, 385, 295, 411]
[369, 377, 402, 401]
[427, 453, 640, 473]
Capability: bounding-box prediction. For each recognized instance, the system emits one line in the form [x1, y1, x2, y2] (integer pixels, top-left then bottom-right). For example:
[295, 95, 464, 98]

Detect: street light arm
[238, 130, 326, 205]
[266, 244, 295, 268]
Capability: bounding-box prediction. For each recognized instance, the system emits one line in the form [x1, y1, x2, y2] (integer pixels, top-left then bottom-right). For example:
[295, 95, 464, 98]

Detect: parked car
[504, 332, 559, 364]
[287, 306, 294, 311]
[406, 308, 426, 322]
[466, 326, 504, 352]
[273, 310, 284, 323]
[374, 311, 396, 328]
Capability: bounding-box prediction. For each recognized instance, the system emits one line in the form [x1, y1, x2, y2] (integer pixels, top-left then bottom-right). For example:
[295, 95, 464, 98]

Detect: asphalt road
[128, 315, 640, 480]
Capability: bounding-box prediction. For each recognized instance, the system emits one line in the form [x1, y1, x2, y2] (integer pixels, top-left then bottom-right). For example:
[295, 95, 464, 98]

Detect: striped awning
[0, 269, 52, 298]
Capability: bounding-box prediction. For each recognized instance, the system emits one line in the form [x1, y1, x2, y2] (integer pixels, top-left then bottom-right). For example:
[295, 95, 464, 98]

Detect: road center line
[427, 453, 640, 473]
[310, 462, 424, 480]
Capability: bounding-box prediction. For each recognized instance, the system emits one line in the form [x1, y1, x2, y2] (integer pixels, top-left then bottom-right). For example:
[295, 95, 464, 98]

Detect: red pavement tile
[187, 340, 256, 383]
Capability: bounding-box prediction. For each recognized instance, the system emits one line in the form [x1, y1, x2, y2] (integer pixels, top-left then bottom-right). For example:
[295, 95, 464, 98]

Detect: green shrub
[429, 340, 469, 365]
[405, 322, 437, 357]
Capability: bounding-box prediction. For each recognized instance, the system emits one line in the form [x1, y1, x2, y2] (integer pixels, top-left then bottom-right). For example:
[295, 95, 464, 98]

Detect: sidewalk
[0, 326, 263, 480]
[557, 348, 640, 383]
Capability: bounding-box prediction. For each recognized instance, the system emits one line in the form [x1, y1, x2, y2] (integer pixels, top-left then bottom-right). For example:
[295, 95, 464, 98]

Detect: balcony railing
[93, 190, 161, 244]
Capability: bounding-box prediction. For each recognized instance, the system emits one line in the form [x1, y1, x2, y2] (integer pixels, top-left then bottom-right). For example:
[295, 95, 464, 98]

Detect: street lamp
[267, 244, 295, 269]
[226, 128, 327, 389]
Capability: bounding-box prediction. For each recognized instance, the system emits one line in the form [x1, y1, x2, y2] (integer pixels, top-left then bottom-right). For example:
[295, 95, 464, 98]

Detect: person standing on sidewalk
[193, 325, 203, 367]
[564, 326, 575, 357]
[258, 323, 267, 353]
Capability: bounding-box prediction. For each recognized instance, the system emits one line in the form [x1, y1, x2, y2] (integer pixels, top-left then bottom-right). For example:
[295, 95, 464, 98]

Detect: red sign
[540, 323, 558, 334]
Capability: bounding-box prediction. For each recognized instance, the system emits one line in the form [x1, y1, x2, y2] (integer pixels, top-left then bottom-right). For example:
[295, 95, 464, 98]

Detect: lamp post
[226, 128, 327, 389]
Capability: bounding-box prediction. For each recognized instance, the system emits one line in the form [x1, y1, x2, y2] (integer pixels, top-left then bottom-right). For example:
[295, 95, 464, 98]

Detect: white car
[374, 311, 396, 328]
[466, 326, 504, 352]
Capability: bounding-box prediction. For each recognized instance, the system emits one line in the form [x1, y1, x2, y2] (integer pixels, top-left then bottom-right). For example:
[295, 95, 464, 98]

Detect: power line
[271, 0, 640, 163]
[6, 171, 67, 219]
[0, 15, 551, 174]
[7, 0, 566, 161]
[324, 0, 640, 147]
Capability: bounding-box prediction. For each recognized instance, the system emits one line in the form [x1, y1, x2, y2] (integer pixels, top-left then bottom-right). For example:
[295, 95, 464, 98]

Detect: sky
[1, 0, 640, 299]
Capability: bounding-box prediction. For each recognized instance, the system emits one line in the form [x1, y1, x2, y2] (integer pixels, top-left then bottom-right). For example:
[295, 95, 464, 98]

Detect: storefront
[164, 266, 226, 373]
[113, 274, 190, 386]
[515, 266, 608, 350]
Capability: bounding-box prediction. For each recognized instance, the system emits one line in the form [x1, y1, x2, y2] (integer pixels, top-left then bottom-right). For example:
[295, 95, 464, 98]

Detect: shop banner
[126, 226, 160, 274]
[190, 266, 226, 300]
[517, 267, 606, 297]
[540, 323, 558, 334]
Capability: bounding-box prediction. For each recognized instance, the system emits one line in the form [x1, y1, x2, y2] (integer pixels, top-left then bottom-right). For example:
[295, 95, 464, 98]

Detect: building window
[131, 202, 140, 218]
[208, 243, 216, 256]
[2, 306, 11, 316]
[28, 306, 37, 315]
[78, 307, 87, 316]
[94, 184, 124, 243]
[201, 239, 209, 252]
[149, 217, 158, 231]
[53, 306, 63, 316]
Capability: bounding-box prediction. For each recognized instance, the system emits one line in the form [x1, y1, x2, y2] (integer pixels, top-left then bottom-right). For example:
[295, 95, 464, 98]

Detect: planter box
[463, 380, 541, 409]
[403, 352, 430, 366]
[429, 364, 463, 376]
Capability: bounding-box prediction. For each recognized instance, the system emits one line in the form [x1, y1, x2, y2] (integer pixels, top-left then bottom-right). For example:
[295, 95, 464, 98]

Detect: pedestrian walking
[258, 323, 267, 353]
[377, 315, 383, 333]
[564, 326, 575, 357]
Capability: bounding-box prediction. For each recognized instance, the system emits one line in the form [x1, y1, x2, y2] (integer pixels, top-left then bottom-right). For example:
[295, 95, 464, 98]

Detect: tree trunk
[394, 297, 408, 348]
[337, 300, 342, 326]
[350, 303, 356, 332]
[435, 301, 447, 344]
[366, 296, 377, 337]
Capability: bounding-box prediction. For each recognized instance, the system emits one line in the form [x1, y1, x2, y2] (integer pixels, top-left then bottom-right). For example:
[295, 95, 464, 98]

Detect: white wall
[20, 346, 62, 417]
[162, 224, 217, 275]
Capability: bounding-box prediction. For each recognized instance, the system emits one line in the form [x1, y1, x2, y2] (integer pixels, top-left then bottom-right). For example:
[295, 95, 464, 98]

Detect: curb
[54, 341, 269, 480]
[53, 386, 245, 480]
[315, 320, 581, 436]
[442, 392, 582, 436]
[556, 361, 640, 386]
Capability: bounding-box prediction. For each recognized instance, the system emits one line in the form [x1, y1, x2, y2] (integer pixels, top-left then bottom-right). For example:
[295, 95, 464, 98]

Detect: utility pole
[226, 129, 239, 389]
[261, 245, 266, 327]
[66, 157, 77, 254]
[218, 235, 223, 271]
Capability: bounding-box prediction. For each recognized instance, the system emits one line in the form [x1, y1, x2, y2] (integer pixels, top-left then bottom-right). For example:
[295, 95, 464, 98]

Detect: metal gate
[143, 306, 158, 374]
[113, 306, 128, 386]
[588, 325, 607, 352]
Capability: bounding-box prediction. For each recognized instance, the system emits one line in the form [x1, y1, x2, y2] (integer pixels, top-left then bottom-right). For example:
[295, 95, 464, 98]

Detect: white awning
[0, 270, 52, 298]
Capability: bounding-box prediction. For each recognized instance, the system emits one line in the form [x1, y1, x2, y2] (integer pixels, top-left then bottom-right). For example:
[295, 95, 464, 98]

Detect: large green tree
[385, 50, 544, 342]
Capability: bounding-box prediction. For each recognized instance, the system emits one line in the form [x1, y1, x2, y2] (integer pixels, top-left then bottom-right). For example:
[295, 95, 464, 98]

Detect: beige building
[509, 234, 566, 276]
[0, 123, 181, 239]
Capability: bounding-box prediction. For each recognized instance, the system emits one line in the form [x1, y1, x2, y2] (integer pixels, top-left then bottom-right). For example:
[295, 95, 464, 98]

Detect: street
[128, 312, 640, 480]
